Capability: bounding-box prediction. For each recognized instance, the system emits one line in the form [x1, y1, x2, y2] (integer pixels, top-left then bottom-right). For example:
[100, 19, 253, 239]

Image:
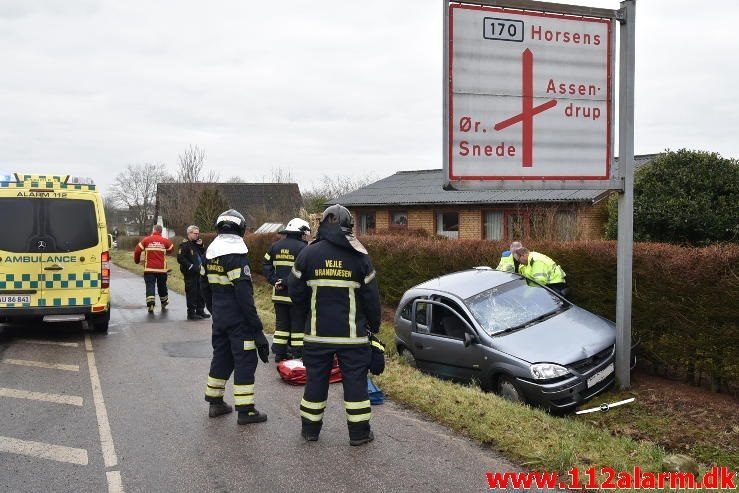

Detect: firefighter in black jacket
[288, 204, 381, 446]
[262, 218, 311, 362]
[177, 225, 210, 321]
[201, 210, 270, 425]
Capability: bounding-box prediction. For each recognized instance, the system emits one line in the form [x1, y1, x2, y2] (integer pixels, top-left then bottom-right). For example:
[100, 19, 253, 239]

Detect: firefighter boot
[147, 303, 155, 314]
[208, 402, 233, 418]
[237, 407, 268, 425]
[349, 431, 375, 447]
[196, 311, 211, 319]
[301, 429, 319, 442]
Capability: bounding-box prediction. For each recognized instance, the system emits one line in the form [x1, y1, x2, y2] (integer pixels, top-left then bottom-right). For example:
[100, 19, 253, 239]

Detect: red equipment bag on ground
[277, 358, 342, 385]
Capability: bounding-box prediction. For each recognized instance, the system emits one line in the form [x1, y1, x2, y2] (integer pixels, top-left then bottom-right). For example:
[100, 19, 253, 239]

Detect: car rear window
[0, 197, 98, 253]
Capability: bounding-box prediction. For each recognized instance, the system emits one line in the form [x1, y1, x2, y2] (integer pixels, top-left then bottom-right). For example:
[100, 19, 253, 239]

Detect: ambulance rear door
[0, 196, 44, 310]
[39, 194, 104, 310]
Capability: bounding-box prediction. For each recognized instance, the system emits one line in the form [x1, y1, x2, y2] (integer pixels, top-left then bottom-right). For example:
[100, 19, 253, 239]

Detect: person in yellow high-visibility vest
[495, 241, 523, 273]
[513, 247, 568, 296]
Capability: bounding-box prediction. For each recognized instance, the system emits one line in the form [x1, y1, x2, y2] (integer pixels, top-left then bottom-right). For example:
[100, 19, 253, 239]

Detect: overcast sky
[0, 0, 736, 195]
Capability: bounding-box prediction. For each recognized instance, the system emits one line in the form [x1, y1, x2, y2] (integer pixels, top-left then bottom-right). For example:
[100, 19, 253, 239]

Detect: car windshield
[464, 279, 567, 335]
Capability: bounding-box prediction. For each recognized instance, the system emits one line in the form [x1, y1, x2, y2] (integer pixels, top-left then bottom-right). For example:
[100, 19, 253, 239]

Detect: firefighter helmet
[321, 204, 354, 233]
[215, 209, 246, 236]
[282, 217, 311, 235]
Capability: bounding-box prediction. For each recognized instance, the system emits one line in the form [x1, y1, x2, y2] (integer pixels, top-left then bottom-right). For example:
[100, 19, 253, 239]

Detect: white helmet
[282, 218, 311, 235]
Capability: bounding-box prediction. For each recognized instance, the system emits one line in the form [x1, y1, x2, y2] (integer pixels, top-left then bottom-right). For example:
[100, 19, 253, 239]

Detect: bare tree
[302, 173, 378, 213]
[160, 145, 222, 235]
[176, 145, 219, 183]
[109, 163, 171, 235]
[262, 167, 295, 184]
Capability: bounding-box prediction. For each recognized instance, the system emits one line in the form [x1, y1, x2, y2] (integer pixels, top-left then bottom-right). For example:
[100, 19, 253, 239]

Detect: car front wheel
[497, 375, 525, 403]
[398, 346, 417, 368]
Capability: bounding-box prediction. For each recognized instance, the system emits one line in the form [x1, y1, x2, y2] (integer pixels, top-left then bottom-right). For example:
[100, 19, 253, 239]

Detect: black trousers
[184, 274, 205, 314]
[271, 303, 304, 357]
[300, 344, 372, 440]
[144, 273, 168, 306]
[205, 322, 259, 412]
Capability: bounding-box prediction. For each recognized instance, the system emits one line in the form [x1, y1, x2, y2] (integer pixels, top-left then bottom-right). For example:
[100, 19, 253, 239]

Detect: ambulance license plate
[587, 363, 614, 388]
[0, 295, 31, 304]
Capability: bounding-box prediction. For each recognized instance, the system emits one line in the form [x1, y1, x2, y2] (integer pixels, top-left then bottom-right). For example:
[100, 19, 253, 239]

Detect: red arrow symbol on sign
[494, 48, 557, 167]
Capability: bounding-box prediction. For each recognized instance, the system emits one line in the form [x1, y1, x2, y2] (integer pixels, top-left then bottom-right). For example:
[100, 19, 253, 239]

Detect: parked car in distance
[394, 267, 631, 412]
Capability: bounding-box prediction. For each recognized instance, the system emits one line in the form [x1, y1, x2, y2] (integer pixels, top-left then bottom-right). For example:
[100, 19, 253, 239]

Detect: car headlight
[530, 363, 570, 380]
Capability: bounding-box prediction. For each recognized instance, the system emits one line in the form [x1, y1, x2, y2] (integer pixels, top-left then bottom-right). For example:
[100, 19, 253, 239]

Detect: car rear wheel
[399, 346, 417, 368]
[497, 375, 524, 403]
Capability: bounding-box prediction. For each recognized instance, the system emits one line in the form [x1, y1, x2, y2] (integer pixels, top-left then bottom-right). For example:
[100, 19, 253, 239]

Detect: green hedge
[243, 234, 738, 393]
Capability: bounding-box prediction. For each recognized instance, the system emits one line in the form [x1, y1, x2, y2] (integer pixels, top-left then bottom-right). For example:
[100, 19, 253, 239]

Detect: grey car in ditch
[394, 267, 626, 412]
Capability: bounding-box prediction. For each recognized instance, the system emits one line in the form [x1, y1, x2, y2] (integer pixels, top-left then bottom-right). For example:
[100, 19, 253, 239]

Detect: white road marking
[0, 387, 83, 406]
[85, 335, 118, 468]
[1, 358, 79, 372]
[106, 470, 124, 493]
[0, 436, 88, 465]
[17, 339, 80, 348]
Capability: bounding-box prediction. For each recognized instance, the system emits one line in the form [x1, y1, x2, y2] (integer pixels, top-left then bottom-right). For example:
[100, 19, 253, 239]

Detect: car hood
[489, 306, 615, 365]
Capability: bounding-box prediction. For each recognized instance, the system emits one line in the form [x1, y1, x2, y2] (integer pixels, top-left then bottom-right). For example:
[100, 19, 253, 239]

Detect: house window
[390, 211, 408, 228]
[358, 212, 376, 235]
[436, 212, 459, 239]
[528, 213, 547, 240]
[507, 213, 525, 240]
[555, 211, 577, 241]
[484, 211, 503, 240]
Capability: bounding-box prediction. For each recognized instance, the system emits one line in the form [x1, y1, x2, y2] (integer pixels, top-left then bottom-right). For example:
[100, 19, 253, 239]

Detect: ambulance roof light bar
[66, 176, 95, 185]
[0, 172, 17, 183]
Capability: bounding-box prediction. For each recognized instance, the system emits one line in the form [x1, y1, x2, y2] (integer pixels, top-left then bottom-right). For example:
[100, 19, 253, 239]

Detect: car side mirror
[463, 332, 478, 347]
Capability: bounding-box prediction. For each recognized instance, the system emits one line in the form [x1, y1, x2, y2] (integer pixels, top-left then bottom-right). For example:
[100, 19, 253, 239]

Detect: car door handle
[414, 343, 424, 350]
[44, 265, 64, 271]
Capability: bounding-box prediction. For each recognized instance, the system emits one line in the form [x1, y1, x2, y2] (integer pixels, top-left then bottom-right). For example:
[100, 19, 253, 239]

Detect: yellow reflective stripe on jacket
[273, 260, 294, 267]
[291, 266, 302, 279]
[243, 340, 256, 351]
[303, 335, 368, 344]
[264, 252, 271, 260]
[271, 293, 292, 303]
[348, 287, 356, 338]
[364, 270, 376, 284]
[207, 274, 231, 285]
[306, 279, 360, 289]
[226, 268, 242, 281]
[496, 255, 515, 272]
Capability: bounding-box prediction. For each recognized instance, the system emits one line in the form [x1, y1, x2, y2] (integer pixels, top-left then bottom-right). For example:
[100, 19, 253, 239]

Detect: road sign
[444, 3, 617, 190]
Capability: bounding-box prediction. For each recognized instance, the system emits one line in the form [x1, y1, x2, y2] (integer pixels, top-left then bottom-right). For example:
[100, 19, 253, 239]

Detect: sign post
[616, 0, 636, 389]
[443, 0, 636, 388]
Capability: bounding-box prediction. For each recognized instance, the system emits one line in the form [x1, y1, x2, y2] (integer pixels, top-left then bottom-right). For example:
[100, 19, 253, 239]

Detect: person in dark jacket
[201, 209, 270, 425]
[288, 204, 381, 446]
[262, 218, 311, 361]
[177, 225, 211, 321]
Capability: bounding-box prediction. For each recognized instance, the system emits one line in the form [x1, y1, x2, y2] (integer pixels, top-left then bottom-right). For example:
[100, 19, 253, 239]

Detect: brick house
[329, 155, 657, 241]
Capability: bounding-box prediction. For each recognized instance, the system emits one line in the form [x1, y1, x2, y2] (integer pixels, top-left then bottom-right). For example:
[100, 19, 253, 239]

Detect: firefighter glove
[368, 334, 385, 376]
[255, 331, 270, 363]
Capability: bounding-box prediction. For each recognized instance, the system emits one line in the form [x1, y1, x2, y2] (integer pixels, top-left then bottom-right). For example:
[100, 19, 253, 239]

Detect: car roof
[413, 267, 520, 300]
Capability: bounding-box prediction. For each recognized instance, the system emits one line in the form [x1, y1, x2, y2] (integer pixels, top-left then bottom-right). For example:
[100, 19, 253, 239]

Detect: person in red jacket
[134, 224, 175, 313]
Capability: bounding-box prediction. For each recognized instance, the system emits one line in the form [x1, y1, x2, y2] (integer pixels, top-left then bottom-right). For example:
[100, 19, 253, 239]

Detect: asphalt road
[0, 264, 535, 492]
